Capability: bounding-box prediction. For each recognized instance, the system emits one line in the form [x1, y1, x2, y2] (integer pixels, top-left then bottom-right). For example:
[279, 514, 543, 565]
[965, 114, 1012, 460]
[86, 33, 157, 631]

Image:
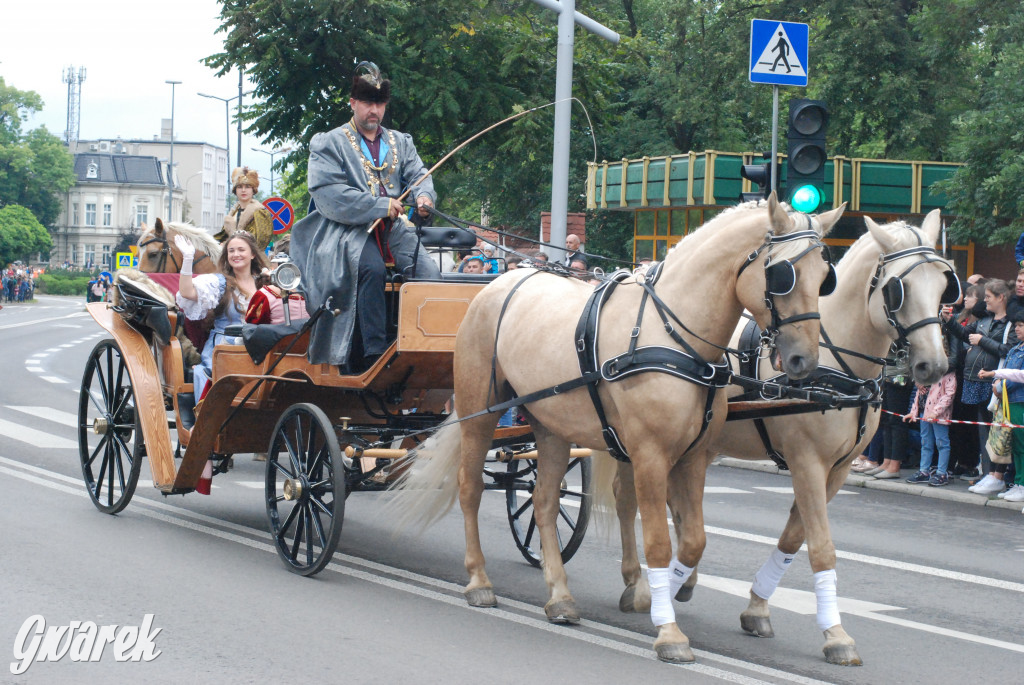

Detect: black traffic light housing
[785, 98, 828, 212]
[740, 152, 776, 202]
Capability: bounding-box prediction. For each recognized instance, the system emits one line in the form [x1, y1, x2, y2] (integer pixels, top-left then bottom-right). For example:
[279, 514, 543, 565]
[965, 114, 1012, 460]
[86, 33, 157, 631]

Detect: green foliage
[206, 0, 1024, 254]
[36, 272, 91, 296]
[0, 204, 52, 264]
[0, 77, 76, 227]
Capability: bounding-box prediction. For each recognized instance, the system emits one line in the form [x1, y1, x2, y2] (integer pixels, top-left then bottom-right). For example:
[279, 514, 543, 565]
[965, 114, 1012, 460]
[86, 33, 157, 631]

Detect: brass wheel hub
[93, 417, 110, 435]
[283, 478, 304, 501]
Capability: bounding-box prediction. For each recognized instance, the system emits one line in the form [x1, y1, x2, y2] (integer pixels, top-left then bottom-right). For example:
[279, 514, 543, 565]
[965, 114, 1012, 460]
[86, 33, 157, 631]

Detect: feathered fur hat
[350, 61, 391, 103]
[231, 166, 259, 193]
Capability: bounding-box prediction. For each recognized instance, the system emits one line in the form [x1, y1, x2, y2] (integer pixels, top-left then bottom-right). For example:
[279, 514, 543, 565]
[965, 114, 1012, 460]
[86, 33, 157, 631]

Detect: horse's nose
[913, 358, 947, 385]
[783, 353, 815, 380]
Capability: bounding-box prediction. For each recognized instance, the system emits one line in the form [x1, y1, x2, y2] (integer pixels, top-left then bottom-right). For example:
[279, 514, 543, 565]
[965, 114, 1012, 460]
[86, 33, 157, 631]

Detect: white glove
[173, 235, 196, 275]
[173, 234, 196, 259]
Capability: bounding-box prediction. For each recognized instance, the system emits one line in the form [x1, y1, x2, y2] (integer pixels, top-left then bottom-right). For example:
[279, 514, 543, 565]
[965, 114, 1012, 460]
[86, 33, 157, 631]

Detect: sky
[2, 0, 279, 175]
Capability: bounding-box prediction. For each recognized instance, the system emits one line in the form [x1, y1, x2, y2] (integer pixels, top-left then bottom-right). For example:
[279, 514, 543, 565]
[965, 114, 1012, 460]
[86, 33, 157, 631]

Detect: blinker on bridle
[867, 244, 961, 345]
[737, 223, 835, 340]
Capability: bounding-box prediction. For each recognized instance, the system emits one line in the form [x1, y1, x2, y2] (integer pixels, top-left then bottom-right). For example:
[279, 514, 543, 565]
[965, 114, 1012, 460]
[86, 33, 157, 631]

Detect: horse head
[864, 209, 956, 384]
[737, 193, 845, 380]
[137, 219, 221, 274]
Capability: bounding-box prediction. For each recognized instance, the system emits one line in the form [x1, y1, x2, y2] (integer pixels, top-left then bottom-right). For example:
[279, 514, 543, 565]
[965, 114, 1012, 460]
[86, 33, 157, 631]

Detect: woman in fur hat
[215, 166, 273, 250]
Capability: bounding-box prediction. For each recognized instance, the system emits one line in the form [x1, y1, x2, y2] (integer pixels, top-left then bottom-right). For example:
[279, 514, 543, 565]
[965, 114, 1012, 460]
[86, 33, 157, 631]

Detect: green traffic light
[790, 184, 822, 213]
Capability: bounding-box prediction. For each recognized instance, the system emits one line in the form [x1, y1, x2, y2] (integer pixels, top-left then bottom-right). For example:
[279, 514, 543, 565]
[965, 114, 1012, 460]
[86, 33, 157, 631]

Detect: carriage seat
[111, 277, 174, 346]
[225, 322, 308, 365]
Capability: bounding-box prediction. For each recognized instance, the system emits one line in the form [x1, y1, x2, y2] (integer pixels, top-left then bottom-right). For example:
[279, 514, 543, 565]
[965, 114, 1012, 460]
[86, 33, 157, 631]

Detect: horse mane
[142, 221, 222, 258]
[837, 219, 925, 266]
[667, 200, 814, 263]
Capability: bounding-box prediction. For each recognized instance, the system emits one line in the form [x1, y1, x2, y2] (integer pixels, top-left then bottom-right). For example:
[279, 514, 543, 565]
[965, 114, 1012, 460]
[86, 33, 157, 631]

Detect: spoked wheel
[505, 455, 592, 568]
[77, 339, 144, 514]
[266, 403, 345, 576]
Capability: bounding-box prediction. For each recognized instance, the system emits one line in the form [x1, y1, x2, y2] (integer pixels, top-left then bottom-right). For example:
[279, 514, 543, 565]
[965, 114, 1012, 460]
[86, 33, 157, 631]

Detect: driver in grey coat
[291, 62, 440, 372]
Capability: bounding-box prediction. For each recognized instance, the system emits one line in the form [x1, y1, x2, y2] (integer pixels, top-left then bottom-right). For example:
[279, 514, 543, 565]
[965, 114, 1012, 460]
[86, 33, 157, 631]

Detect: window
[84, 244, 95, 266]
[216, 212, 224, 226]
[218, 155, 226, 172]
[135, 203, 149, 227]
[103, 203, 112, 226]
[86, 163, 98, 179]
[72, 203, 79, 226]
[204, 152, 213, 169]
[85, 203, 97, 226]
[102, 245, 111, 267]
[203, 182, 212, 199]
[202, 211, 212, 227]
[71, 245, 78, 264]
[217, 184, 225, 202]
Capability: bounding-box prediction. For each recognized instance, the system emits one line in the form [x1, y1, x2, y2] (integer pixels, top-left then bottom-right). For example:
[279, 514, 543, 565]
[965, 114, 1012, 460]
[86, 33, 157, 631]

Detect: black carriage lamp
[786, 98, 829, 213]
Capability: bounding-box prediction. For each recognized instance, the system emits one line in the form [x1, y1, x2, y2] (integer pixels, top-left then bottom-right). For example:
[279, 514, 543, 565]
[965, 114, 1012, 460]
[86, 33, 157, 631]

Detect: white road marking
[0, 457, 828, 685]
[45, 348, 61, 352]
[706, 486, 754, 494]
[25, 367, 43, 373]
[31, 353, 48, 358]
[0, 312, 91, 331]
[54, 324, 82, 329]
[59, 344, 74, 348]
[753, 486, 856, 495]
[43, 377, 68, 384]
[25, 359, 41, 365]
[0, 419, 77, 449]
[698, 573, 1024, 654]
[6, 406, 78, 428]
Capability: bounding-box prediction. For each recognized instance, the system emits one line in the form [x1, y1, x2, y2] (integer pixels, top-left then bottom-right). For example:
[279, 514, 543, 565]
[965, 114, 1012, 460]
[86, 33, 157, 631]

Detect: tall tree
[0, 77, 76, 227]
[0, 204, 52, 265]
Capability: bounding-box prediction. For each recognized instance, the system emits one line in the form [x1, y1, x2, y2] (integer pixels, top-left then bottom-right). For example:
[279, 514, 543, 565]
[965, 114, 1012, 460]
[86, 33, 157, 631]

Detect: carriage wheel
[505, 456, 592, 568]
[77, 339, 144, 514]
[266, 403, 345, 576]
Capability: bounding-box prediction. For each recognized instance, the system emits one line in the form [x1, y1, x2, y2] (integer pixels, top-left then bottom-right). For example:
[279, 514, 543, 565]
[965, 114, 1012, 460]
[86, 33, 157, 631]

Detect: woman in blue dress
[174, 230, 269, 399]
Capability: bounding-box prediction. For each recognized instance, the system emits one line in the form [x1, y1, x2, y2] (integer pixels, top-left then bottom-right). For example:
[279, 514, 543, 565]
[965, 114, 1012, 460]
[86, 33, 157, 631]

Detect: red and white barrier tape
[880, 408, 1024, 429]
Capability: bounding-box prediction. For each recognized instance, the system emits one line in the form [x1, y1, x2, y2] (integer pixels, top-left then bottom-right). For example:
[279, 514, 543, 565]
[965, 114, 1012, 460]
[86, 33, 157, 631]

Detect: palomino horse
[596, 209, 957, 665]
[136, 219, 221, 275]
[390, 195, 845, 663]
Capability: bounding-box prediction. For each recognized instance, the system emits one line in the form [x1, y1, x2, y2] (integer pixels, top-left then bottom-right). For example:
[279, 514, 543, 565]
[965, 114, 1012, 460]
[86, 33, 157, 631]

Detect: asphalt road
[1, 296, 1022, 684]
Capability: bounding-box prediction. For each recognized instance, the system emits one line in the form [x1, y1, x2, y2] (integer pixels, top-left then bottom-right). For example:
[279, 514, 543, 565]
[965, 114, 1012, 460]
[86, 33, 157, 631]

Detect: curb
[713, 456, 1022, 512]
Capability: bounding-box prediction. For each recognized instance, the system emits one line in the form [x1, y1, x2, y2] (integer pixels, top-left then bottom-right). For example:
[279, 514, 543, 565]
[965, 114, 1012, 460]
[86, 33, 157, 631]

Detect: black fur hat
[350, 61, 390, 103]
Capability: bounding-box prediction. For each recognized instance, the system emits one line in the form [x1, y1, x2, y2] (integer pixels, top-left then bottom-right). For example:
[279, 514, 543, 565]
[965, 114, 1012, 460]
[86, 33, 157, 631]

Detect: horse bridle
[867, 244, 961, 348]
[138, 234, 211, 273]
[737, 225, 836, 343]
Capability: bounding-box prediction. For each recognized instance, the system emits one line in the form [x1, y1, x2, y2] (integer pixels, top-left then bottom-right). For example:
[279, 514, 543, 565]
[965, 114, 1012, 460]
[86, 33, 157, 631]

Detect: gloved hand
[173, 235, 196, 260]
[174, 235, 196, 275]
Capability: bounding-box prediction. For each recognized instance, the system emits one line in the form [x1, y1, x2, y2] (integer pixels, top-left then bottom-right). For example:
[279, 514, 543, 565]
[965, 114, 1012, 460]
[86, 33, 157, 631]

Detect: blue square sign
[750, 20, 809, 87]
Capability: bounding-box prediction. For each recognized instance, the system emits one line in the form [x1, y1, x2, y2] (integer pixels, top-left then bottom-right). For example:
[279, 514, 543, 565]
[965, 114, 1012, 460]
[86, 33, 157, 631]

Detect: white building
[51, 129, 229, 268]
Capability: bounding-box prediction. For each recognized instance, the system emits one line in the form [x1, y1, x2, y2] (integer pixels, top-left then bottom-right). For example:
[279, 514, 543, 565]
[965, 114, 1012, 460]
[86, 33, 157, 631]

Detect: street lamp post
[251, 146, 293, 196]
[198, 87, 253, 210]
[165, 80, 181, 221]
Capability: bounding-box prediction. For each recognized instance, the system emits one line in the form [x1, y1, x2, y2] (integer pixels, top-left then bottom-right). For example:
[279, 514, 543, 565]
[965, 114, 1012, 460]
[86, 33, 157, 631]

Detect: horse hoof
[655, 642, 695, 664]
[619, 586, 638, 613]
[674, 569, 698, 602]
[740, 613, 775, 638]
[823, 643, 863, 666]
[464, 587, 497, 608]
[545, 600, 580, 624]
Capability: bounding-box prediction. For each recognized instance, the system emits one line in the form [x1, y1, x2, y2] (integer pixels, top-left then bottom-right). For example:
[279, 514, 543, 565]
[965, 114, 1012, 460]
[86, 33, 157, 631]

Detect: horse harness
[138, 234, 212, 274]
[731, 238, 960, 470]
[470, 228, 833, 464]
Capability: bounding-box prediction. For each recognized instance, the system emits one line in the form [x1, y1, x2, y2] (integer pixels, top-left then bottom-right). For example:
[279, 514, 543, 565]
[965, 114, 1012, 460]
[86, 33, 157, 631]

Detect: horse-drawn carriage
[77, 221, 591, 576]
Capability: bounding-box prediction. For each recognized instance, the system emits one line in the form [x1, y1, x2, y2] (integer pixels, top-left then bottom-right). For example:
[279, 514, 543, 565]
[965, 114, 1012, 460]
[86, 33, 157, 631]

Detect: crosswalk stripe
[6, 406, 78, 428]
[43, 377, 68, 384]
[0, 417, 77, 449]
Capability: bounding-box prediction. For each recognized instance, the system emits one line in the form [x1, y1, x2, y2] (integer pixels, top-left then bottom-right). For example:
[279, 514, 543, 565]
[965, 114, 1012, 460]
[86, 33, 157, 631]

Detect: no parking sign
[264, 197, 294, 234]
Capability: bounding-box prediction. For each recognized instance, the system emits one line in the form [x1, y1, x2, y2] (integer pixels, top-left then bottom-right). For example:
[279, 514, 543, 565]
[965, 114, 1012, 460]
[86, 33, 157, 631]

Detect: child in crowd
[904, 355, 958, 486]
[978, 310, 1024, 502]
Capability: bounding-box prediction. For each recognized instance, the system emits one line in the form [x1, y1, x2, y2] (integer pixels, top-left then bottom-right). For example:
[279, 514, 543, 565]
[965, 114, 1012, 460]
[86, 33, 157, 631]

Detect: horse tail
[591, 449, 623, 542]
[386, 412, 464, 533]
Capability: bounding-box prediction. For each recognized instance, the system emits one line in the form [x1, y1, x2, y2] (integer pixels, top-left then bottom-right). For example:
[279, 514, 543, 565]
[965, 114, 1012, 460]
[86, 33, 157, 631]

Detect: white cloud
[1, 0, 282, 172]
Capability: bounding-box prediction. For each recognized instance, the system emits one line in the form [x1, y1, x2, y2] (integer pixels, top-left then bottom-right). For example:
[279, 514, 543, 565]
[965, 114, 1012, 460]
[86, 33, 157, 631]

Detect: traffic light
[740, 152, 775, 202]
[785, 99, 828, 213]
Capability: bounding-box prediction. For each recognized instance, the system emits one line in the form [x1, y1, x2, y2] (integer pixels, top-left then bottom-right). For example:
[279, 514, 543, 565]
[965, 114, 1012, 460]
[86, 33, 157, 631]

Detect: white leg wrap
[647, 567, 676, 627]
[668, 557, 695, 598]
[813, 569, 841, 631]
[751, 547, 796, 600]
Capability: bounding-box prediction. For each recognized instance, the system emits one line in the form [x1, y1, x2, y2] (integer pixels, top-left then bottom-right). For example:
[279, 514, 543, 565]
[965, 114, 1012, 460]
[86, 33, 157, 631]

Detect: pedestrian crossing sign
[749, 19, 809, 87]
[116, 252, 136, 269]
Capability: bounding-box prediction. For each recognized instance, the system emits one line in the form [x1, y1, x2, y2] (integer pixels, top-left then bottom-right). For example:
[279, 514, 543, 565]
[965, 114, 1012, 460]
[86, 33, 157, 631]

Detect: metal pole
[549, 0, 575, 262]
[224, 100, 231, 207]
[237, 70, 243, 167]
[166, 80, 181, 221]
[771, 85, 779, 196]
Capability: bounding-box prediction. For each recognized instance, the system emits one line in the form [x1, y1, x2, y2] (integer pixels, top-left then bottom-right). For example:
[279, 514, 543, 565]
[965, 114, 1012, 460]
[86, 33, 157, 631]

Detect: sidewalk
[715, 456, 1023, 513]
